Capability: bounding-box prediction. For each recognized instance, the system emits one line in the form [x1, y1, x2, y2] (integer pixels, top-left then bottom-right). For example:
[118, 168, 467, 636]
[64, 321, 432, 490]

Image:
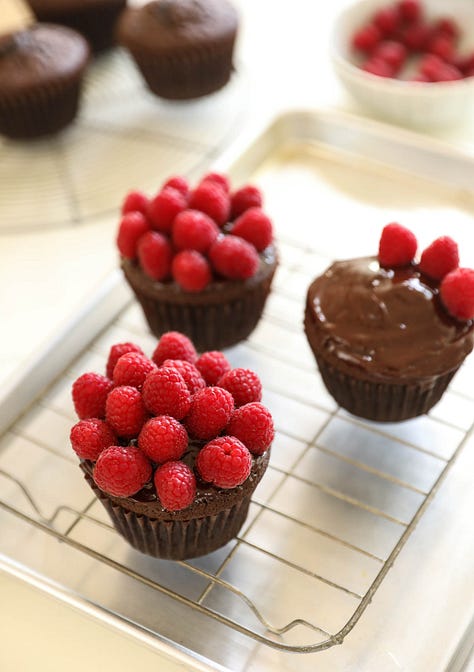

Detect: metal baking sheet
[1, 110, 474, 671]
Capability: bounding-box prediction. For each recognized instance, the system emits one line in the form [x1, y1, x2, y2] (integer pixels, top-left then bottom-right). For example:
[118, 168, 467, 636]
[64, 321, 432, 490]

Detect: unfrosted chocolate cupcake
[116, 0, 238, 99]
[27, 0, 127, 52]
[0, 24, 90, 139]
[304, 255, 474, 422]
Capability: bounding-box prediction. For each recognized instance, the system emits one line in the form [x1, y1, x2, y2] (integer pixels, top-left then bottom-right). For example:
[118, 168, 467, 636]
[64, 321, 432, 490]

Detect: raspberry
[172, 209, 219, 253]
[226, 402, 274, 456]
[196, 436, 252, 489]
[162, 175, 190, 198]
[378, 222, 417, 267]
[352, 24, 382, 53]
[142, 367, 191, 419]
[231, 207, 274, 252]
[154, 461, 196, 511]
[70, 418, 116, 461]
[138, 415, 188, 463]
[188, 180, 230, 227]
[217, 368, 262, 407]
[200, 172, 231, 193]
[427, 34, 455, 63]
[72, 372, 113, 420]
[362, 57, 395, 77]
[93, 445, 152, 497]
[230, 184, 263, 220]
[373, 6, 400, 35]
[147, 187, 187, 233]
[112, 352, 157, 389]
[433, 17, 460, 40]
[152, 331, 197, 366]
[185, 387, 234, 439]
[419, 236, 459, 280]
[121, 190, 149, 216]
[209, 235, 260, 280]
[161, 359, 206, 394]
[137, 230, 173, 281]
[373, 40, 407, 70]
[440, 268, 474, 321]
[172, 250, 212, 292]
[196, 351, 231, 386]
[401, 22, 431, 51]
[105, 385, 147, 438]
[117, 212, 150, 259]
[397, 0, 421, 23]
[106, 342, 144, 379]
[430, 62, 462, 82]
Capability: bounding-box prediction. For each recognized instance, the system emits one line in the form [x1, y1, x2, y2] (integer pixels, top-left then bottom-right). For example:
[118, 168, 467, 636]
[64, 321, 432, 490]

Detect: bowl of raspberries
[331, 0, 474, 128]
[70, 330, 274, 560]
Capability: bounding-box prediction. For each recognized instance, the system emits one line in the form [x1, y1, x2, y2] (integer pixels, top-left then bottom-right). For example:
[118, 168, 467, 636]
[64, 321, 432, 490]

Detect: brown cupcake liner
[126, 40, 236, 99]
[0, 74, 85, 139]
[122, 260, 276, 351]
[314, 355, 458, 422]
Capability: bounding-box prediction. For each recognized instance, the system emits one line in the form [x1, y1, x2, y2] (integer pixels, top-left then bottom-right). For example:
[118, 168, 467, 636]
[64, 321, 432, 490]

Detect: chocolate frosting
[305, 256, 474, 382]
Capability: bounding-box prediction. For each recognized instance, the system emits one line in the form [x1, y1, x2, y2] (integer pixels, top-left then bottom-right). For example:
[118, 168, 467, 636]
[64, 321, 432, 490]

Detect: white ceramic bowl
[331, 0, 474, 128]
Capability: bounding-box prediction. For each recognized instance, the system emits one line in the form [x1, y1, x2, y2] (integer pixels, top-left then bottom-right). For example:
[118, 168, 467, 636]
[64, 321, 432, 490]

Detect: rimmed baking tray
[1, 110, 473, 671]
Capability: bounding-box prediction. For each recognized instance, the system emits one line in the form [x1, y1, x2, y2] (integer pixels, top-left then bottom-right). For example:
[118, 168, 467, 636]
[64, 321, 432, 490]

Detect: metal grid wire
[1, 244, 472, 654]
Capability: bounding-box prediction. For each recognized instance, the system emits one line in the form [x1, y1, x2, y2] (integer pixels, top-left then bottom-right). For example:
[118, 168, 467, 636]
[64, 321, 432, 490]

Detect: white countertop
[1, 1, 474, 670]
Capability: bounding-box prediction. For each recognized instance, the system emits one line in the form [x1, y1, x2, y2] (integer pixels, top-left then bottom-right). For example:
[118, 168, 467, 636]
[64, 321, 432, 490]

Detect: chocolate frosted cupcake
[70, 331, 274, 559]
[0, 24, 90, 139]
[304, 224, 474, 422]
[117, 172, 277, 351]
[27, 0, 127, 52]
[116, 0, 238, 100]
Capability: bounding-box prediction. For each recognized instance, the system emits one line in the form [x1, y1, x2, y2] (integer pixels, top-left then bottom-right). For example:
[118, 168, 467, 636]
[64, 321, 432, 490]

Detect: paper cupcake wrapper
[314, 355, 458, 422]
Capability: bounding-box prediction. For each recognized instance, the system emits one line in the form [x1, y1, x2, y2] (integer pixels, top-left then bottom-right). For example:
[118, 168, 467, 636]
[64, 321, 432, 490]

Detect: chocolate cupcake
[0, 24, 90, 139]
[26, 0, 127, 52]
[116, 173, 277, 351]
[304, 225, 474, 422]
[116, 0, 238, 100]
[70, 331, 274, 560]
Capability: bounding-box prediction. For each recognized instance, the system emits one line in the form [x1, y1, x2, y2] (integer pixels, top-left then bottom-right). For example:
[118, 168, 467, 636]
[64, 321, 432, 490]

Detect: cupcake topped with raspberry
[117, 171, 277, 351]
[304, 223, 474, 422]
[70, 331, 274, 559]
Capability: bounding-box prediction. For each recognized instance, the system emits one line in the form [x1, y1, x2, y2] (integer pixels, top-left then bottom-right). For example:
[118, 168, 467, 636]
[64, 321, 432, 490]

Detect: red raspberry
[200, 172, 231, 193]
[152, 331, 197, 366]
[93, 445, 152, 497]
[373, 40, 407, 71]
[172, 209, 219, 253]
[226, 402, 274, 456]
[378, 222, 417, 267]
[427, 34, 456, 63]
[112, 352, 157, 389]
[161, 359, 206, 394]
[172, 250, 212, 292]
[196, 351, 231, 386]
[105, 385, 147, 438]
[142, 367, 191, 419]
[351, 24, 382, 53]
[138, 415, 188, 463]
[106, 342, 144, 379]
[231, 207, 274, 252]
[373, 6, 401, 35]
[209, 235, 260, 280]
[401, 22, 431, 51]
[397, 0, 422, 23]
[72, 372, 113, 420]
[419, 236, 459, 280]
[185, 387, 234, 439]
[117, 212, 150, 259]
[188, 181, 230, 226]
[196, 436, 252, 489]
[162, 175, 190, 198]
[147, 187, 187, 233]
[430, 63, 462, 82]
[453, 51, 474, 76]
[70, 418, 116, 461]
[121, 190, 150, 216]
[230, 184, 263, 219]
[362, 57, 395, 77]
[137, 230, 173, 281]
[154, 460, 196, 511]
[440, 268, 474, 321]
[217, 368, 262, 407]
[433, 17, 460, 40]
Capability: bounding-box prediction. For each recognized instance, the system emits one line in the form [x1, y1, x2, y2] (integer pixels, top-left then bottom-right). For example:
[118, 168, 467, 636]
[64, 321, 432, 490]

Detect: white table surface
[1, 1, 474, 671]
